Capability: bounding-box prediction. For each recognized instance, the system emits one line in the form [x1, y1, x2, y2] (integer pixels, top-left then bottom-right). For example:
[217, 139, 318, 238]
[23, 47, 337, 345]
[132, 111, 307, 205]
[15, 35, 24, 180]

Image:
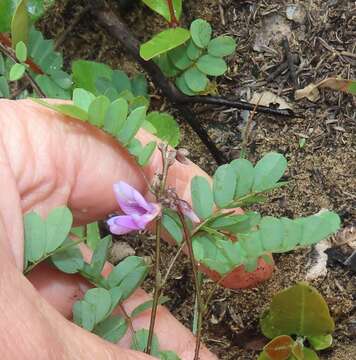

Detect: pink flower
[108, 181, 161, 235]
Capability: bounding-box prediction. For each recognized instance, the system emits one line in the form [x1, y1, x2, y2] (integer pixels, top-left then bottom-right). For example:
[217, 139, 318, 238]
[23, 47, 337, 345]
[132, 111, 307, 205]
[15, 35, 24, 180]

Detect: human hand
[0, 99, 217, 360]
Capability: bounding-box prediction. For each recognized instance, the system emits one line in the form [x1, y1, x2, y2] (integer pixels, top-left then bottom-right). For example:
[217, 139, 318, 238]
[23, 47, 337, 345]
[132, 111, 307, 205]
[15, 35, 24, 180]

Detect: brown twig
[0, 42, 45, 98]
[166, 0, 179, 26]
[282, 37, 298, 88]
[90, 2, 294, 164]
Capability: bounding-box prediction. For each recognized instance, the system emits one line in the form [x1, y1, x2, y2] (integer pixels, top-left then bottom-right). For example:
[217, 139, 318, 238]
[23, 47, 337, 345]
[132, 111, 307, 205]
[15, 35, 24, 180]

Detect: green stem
[146, 144, 170, 355]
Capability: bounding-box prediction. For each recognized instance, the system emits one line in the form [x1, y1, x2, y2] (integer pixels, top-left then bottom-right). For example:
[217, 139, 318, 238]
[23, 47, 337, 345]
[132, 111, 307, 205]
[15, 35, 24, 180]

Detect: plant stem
[146, 144, 170, 354]
[176, 205, 203, 360]
[161, 241, 185, 287]
[166, 0, 179, 26]
[0, 42, 45, 97]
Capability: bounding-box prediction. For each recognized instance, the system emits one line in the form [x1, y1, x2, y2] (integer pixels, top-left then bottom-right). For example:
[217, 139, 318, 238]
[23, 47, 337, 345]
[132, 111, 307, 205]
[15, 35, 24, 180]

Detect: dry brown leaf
[250, 91, 293, 110]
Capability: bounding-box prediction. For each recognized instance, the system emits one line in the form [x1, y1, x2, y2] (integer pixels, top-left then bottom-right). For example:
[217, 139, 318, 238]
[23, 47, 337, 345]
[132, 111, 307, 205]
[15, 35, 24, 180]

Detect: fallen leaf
[295, 78, 356, 101]
[251, 91, 293, 110]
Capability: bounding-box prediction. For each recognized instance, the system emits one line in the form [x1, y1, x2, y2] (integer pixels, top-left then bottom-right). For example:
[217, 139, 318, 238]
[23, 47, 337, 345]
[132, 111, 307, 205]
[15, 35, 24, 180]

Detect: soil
[39, 0, 355, 359]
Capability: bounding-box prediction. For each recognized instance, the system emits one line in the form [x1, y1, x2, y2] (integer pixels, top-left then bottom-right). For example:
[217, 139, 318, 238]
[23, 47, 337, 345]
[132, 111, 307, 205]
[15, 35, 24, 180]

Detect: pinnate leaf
[9, 63, 26, 81]
[51, 242, 84, 274]
[213, 164, 237, 208]
[131, 329, 160, 356]
[11, 0, 29, 48]
[184, 67, 208, 92]
[88, 95, 110, 127]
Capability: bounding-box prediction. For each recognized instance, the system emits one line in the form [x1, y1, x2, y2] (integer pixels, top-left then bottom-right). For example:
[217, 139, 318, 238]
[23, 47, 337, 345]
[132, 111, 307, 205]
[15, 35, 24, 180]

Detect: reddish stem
[0, 33, 44, 75]
[166, 0, 179, 27]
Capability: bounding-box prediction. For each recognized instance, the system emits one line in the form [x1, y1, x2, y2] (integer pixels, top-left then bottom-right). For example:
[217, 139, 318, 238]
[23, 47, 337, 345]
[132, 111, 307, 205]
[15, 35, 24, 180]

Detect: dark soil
[39, 0, 355, 359]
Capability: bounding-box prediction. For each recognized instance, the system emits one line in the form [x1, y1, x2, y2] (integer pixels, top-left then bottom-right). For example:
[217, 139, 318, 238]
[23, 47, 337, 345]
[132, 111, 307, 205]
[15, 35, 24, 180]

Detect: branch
[91, 3, 227, 164]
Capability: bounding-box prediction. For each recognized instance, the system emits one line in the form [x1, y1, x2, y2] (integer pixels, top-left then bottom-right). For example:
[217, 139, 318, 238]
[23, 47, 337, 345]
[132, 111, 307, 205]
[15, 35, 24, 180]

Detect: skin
[0, 99, 217, 360]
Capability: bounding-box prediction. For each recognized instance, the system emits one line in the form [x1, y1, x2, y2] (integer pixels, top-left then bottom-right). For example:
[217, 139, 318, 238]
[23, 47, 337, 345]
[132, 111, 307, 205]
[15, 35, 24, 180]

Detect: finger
[28, 249, 217, 359]
[0, 99, 209, 225]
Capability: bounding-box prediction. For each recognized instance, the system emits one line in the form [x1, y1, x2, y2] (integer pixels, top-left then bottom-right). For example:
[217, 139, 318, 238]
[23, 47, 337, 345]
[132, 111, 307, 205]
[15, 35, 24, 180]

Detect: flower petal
[107, 215, 141, 235]
[113, 181, 150, 215]
[131, 203, 161, 229]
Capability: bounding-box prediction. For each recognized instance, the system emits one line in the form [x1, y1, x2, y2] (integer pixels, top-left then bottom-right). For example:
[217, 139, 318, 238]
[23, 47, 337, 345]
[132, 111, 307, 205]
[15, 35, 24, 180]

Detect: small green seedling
[258, 282, 334, 360]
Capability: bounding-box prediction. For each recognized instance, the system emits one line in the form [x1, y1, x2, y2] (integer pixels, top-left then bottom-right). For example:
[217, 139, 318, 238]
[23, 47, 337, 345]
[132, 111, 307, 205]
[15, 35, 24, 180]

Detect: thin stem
[161, 241, 186, 287]
[146, 145, 170, 354]
[176, 205, 203, 360]
[166, 0, 179, 26]
[0, 42, 45, 97]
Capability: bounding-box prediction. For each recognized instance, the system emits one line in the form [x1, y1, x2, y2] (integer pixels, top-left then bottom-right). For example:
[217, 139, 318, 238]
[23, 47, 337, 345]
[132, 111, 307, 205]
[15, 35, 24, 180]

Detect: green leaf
[131, 296, 170, 318]
[117, 106, 147, 146]
[191, 176, 214, 220]
[230, 158, 255, 198]
[88, 235, 111, 279]
[168, 45, 193, 70]
[260, 282, 335, 339]
[73, 88, 95, 112]
[51, 242, 84, 274]
[107, 256, 148, 299]
[15, 40, 27, 62]
[176, 75, 196, 96]
[213, 164, 237, 208]
[208, 36, 236, 57]
[103, 97, 128, 136]
[138, 140, 156, 166]
[9, 63, 26, 81]
[347, 80, 356, 95]
[145, 111, 180, 147]
[0, 76, 10, 97]
[93, 315, 128, 343]
[302, 348, 320, 360]
[35, 75, 71, 99]
[86, 222, 101, 251]
[50, 70, 72, 90]
[32, 99, 89, 121]
[24, 206, 73, 265]
[131, 74, 148, 98]
[196, 55, 227, 76]
[142, 0, 182, 22]
[84, 288, 112, 324]
[307, 334, 332, 351]
[162, 209, 183, 244]
[183, 67, 208, 92]
[109, 287, 124, 312]
[112, 70, 132, 94]
[26, 0, 55, 21]
[190, 19, 212, 48]
[140, 28, 190, 61]
[186, 40, 201, 60]
[73, 300, 96, 331]
[252, 152, 287, 192]
[0, 54, 5, 75]
[45, 206, 73, 253]
[209, 212, 260, 234]
[0, 0, 14, 32]
[11, 0, 29, 48]
[72, 60, 113, 94]
[131, 329, 160, 356]
[88, 95, 110, 127]
[155, 53, 180, 77]
[24, 211, 46, 263]
[159, 351, 182, 360]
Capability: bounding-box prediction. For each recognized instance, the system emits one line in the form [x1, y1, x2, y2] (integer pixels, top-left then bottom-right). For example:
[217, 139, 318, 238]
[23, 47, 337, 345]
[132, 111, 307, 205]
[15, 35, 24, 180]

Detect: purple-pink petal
[113, 181, 151, 215]
[107, 215, 141, 235]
